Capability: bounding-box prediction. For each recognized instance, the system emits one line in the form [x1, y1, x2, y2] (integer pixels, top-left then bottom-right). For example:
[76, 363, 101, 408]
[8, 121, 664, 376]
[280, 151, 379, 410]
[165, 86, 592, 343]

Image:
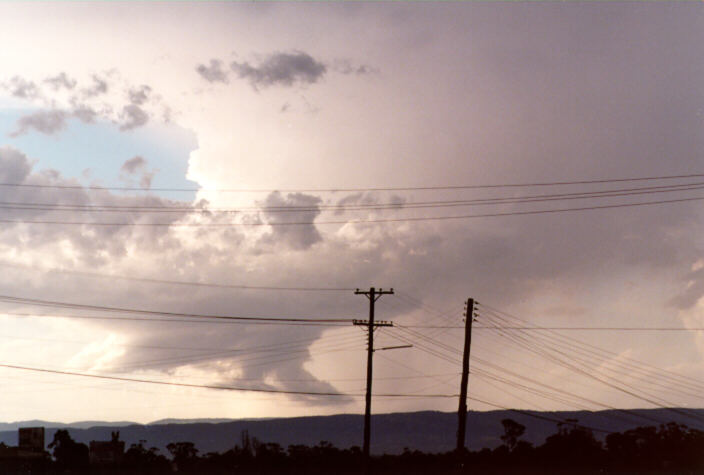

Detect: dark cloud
[128, 85, 151, 106]
[259, 191, 323, 250]
[2, 73, 163, 133]
[231, 51, 327, 88]
[121, 156, 147, 174]
[10, 109, 67, 137]
[119, 104, 149, 130]
[6, 77, 40, 99]
[82, 75, 109, 97]
[44, 72, 77, 90]
[196, 59, 229, 83]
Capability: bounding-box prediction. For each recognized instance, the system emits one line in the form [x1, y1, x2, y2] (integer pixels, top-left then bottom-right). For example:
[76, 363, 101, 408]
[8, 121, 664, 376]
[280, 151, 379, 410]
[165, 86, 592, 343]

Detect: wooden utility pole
[354, 287, 394, 465]
[456, 297, 475, 453]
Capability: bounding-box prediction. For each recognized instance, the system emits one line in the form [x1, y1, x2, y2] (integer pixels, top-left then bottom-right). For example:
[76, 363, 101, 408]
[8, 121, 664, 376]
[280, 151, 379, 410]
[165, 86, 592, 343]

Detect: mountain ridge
[0, 408, 701, 455]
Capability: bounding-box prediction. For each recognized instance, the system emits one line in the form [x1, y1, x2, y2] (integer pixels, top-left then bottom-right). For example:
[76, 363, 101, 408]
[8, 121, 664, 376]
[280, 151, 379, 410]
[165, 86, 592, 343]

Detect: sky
[0, 2, 702, 434]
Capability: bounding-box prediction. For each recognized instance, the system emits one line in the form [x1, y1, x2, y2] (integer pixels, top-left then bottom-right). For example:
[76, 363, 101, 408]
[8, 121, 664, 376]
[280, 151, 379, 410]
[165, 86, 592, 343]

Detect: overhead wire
[0, 363, 458, 399]
[479, 304, 704, 392]
[477, 308, 704, 428]
[0, 293, 351, 325]
[0, 195, 703, 227]
[2, 172, 702, 193]
[4, 180, 704, 214]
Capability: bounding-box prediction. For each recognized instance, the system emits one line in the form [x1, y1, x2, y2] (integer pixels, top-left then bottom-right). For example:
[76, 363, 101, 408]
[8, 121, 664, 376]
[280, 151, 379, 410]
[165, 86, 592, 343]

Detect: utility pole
[354, 287, 394, 466]
[456, 297, 475, 453]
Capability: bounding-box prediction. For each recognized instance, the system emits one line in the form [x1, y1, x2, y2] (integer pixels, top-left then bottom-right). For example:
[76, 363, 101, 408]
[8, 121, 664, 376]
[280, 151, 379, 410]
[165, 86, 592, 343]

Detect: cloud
[331, 59, 377, 75]
[121, 156, 147, 174]
[669, 267, 704, 310]
[0, 147, 33, 183]
[44, 72, 77, 90]
[119, 104, 149, 130]
[120, 155, 154, 188]
[82, 74, 109, 97]
[334, 192, 405, 215]
[10, 109, 67, 137]
[258, 191, 323, 250]
[196, 59, 229, 83]
[231, 51, 327, 88]
[2, 73, 160, 133]
[6, 77, 41, 99]
[71, 105, 98, 124]
[128, 85, 151, 106]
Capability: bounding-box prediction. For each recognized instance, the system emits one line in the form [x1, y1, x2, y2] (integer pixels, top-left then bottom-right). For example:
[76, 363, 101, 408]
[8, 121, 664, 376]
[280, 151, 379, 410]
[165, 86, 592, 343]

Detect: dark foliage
[47, 429, 89, 470]
[2, 418, 704, 473]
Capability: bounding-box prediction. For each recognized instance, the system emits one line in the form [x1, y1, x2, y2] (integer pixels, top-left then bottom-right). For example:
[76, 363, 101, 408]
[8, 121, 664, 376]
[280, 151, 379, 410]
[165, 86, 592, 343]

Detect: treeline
[6, 419, 704, 473]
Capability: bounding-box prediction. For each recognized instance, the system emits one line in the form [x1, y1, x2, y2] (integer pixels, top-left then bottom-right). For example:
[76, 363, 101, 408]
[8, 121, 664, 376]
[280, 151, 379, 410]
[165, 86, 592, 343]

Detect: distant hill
[0, 408, 702, 456]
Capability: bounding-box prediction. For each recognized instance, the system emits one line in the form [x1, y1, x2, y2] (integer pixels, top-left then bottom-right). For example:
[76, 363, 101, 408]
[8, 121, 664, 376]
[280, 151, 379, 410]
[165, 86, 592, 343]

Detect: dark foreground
[2, 420, 703, 474]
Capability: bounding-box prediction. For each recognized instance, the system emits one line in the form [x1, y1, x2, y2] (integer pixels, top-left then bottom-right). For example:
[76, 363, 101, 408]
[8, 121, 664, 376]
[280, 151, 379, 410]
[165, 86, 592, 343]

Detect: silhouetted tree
[500, 418, 526, 452]
[48, 429, 89, 469]
[124, 439, 170, 471]
[539, 420, 604, 468]
[167, 441, 199, 471]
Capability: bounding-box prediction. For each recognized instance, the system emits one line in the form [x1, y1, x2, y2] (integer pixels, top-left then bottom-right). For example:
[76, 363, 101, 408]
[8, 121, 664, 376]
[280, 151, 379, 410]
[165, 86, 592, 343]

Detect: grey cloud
[0, 147, 32, 183]
[331, 59, 377, 75]
[72, 105, 97, 124]
[121, 156, 147, 174]
[10, 109, 67, 137]
[334, 192, 405, 215]
[128, 85, 151, 106]
[196, 59, 229, 83]
[7, 77, 40, 99]
[119, 104, 149, 130]
[259, 191, 322, 250]
[121, 156, 155, 189]
[44, 72, 77, 90]
[231, 51, 327, 88]
[82, 75, 109, 97]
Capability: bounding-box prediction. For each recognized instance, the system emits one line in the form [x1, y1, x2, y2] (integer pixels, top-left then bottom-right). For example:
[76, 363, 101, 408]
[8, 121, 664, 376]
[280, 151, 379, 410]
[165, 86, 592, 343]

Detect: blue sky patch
[0, 110, 198, 202]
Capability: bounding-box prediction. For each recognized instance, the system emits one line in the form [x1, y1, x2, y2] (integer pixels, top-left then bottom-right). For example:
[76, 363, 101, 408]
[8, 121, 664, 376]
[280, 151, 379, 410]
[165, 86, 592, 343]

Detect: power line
[403, 325, 704, 331]
[0, 311, 347, 326]
[2, 195, 702, 227]
[0, 294, 351, 325]
[4, 180, 704, 213]
[0, 363, 457, 398]
[0, 261, 353, 292]
[2, 173, 703, 193]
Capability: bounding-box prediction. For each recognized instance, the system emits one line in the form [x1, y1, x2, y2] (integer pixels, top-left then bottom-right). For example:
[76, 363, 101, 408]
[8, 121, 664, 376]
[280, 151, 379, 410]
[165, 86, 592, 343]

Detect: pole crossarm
[353, 319, 393, 327]
[355, 288, 394, 302]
